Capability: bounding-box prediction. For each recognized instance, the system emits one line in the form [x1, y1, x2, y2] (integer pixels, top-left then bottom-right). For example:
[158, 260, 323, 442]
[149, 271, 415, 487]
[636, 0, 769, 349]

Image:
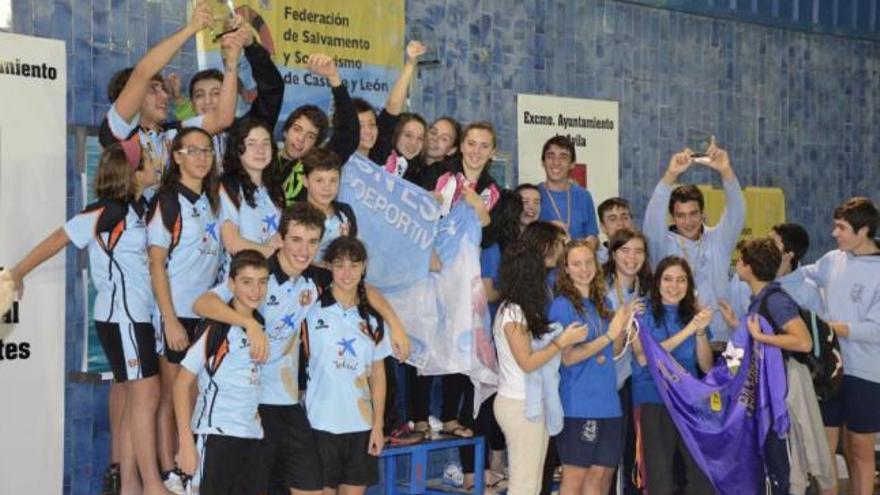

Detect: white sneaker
[442, 463, 464, 488]
[163, 471, 186, 495]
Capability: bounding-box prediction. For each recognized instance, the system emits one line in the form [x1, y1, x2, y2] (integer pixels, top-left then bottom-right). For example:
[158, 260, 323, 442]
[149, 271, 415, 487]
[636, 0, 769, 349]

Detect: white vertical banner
[0, 33, 67, 494]
[516, 94, 620, 210]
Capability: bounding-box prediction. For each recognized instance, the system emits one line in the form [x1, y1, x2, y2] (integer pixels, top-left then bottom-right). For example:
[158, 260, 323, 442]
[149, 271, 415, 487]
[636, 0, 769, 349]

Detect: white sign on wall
[0, 32, 66, 494]
[516, 94, 620, 212]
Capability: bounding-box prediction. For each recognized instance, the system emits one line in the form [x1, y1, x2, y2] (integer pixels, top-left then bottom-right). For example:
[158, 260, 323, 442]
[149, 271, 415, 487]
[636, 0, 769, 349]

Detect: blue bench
[379, 436, 485, 495]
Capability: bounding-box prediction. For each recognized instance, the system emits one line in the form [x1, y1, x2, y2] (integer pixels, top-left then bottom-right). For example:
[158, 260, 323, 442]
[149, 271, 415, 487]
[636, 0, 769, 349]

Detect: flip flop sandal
[441, 425, 474, 438]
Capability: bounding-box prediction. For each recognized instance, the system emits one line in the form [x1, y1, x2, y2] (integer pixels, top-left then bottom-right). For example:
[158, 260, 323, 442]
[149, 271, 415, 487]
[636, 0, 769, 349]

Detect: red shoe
[387, 424, 425, 445]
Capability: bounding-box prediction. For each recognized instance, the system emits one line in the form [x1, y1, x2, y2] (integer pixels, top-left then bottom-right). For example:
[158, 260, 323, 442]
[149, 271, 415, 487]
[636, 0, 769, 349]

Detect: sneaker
[387, 424, 424, 445]
[442, 462, 464, 488]
[163, 470, 186, 495]
[100, 463, 120, 495]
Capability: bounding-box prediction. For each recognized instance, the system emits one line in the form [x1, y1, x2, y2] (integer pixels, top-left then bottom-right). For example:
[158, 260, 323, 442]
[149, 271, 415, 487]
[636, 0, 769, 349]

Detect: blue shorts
[556, 417, 622, 468]
[820, 375, 880, 433]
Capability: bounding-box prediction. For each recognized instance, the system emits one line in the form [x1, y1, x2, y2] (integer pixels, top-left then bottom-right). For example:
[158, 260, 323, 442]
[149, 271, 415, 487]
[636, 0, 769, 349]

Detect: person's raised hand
[665, 148, 694, 181]
[307, 53, 341, 86]
[406, 41, 427, 65]
[188, 0, 215, 33]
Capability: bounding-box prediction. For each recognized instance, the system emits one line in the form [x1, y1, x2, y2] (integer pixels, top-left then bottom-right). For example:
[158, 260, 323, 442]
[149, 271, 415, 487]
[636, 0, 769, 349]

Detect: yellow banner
[196, 0, 405, 121]
[199, 0, 404, 69]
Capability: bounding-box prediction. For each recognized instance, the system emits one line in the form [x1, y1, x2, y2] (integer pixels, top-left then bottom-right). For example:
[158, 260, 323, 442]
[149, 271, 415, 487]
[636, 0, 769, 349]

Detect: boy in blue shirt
[791, 197, 880, 495]
[643, 141, 745, 343]
[596, 197, 634, 264]
[538, 135, 599, 246]
[174, 249, 270, 495]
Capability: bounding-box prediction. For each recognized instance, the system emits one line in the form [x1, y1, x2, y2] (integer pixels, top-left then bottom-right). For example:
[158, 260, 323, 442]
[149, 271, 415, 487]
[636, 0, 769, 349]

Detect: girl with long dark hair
[601, 228, 652, 495]
[631, 256, 714, 495]
[218, 117, 284, 276]
[493, 239, 587, 495]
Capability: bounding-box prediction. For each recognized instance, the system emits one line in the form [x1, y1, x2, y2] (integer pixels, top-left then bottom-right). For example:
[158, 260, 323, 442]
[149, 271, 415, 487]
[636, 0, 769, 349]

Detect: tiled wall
[5, 1, 880, 493]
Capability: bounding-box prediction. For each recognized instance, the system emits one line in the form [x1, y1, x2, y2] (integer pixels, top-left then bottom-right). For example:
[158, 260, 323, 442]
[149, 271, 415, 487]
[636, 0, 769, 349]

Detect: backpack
[757, 285, 843, 401]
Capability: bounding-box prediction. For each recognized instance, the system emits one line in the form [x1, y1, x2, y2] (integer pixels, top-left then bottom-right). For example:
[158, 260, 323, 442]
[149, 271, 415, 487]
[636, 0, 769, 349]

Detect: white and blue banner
[339, 156, 498, 415]
[338, 154, 438, 292]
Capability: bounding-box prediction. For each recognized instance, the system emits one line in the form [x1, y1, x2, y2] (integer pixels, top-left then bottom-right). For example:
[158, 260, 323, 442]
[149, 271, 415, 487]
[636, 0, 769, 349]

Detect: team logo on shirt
[850, 283, 865, 304]
[262, 214, 279, 235]
[335, 337, 359, 370]
[315, 318, 329, 330]
[204, 222, 218, 242]
[199, 222, 220, 256]
[299, 290, 313, 306]
[267, 294, 279, 306]
[191, 206, 201, 218]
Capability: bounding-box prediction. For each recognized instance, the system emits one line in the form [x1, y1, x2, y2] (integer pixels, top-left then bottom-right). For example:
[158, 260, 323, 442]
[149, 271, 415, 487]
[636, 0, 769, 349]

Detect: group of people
[5, 3, 880, 495]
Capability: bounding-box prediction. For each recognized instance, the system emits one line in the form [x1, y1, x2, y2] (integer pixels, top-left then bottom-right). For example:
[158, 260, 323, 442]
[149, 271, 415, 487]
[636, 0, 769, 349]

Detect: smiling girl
[148, 127, 222, 486]
[550, 241, 638, 495]
[217, 118, 284, 277]
[631, 256, 714, 495]
[303, 237, 389, 495]
[434, 122, 501, 226]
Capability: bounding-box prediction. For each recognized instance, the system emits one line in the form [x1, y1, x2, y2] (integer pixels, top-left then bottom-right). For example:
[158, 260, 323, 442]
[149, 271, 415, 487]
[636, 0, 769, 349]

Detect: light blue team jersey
[181, 320, 262, 439]
[65, 199, 153, 324]
[304, 290, 392, 434]
[217, 181, 280, 280]
[212, 257, 331, 405]
[147, 183, 221, 319]
[538, 183, 599, 240]
[548, 296, 621, 419]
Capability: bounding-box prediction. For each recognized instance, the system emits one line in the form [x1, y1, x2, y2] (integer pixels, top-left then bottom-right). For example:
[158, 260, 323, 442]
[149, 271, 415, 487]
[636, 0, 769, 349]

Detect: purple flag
[638, 316, 789, 495]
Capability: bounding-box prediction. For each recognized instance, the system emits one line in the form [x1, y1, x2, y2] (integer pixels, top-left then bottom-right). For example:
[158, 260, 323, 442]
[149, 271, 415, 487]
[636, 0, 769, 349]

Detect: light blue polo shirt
[212, 257, 331, 405]
[147, 183, 221, 319]
[181, 318, 263, 439]
[304, 289, 391, 434]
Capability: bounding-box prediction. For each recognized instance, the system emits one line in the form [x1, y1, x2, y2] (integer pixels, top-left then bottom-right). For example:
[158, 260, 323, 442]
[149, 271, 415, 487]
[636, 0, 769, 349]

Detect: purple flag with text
[638, 316, 789, 495]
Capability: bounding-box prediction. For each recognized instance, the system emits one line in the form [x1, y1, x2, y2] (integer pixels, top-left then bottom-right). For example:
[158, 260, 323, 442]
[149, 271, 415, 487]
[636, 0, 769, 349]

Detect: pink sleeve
[484, 183, 501, 211]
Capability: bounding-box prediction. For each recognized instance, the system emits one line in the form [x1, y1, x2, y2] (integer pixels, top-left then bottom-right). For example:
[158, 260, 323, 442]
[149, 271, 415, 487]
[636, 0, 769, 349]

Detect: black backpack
[758, 285, 843, 401]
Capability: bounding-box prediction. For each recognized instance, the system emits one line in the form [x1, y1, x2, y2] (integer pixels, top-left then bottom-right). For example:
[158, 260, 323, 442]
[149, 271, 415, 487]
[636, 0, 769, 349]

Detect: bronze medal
[597, 355, 606, 364]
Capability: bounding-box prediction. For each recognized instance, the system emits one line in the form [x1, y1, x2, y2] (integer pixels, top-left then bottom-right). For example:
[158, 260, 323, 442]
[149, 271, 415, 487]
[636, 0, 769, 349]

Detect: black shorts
[556, 417, 622, 468]
[313, 429, 378, 488]
[256, 404, 323, 491]
[196, 434, 262, 495]
[820, 375, 880, 433]
[159, 317, 202, 364]
[95, 321, 159, 382]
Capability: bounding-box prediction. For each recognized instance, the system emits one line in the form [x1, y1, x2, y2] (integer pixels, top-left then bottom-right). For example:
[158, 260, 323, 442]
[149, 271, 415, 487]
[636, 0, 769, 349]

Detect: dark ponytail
[355, 277, 384, 344]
